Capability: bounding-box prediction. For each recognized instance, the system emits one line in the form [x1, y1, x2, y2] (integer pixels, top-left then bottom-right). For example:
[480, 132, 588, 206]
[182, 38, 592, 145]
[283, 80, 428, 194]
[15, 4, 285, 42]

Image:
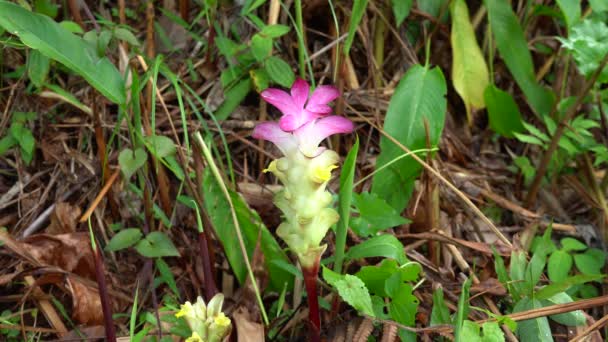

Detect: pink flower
[253, 79, 353, 158]
[261, 78, 340, 132]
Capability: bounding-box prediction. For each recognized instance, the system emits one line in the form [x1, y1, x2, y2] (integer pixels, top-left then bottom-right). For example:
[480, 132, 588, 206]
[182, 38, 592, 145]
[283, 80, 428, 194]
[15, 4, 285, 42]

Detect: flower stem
[302, 263, 321, 342]
[94, 244, 117, 342]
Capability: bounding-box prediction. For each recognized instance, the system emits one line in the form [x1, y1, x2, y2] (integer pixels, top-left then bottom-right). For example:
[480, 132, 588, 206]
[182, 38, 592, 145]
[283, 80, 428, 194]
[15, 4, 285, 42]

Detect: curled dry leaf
[233, 306, 265, 342]
[23, 232, 96, 279]
[65, 276, 104, 325]
[46, 202, 81, 235]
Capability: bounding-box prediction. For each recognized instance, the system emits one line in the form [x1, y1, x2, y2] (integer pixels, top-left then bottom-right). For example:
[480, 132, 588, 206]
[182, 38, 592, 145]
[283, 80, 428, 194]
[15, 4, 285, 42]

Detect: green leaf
[454, 278, 472, 341]
[155, 258, 179, 297]
[344, 0, 368, 55]
[0, 1, 126, 104]
[106, 228, 143, 251]
[535, 274, 605, 300]
[388, 282, 419, 341]
[214, 77, 252, 121]
[513, 298, 553, 342]
[134, 232, 180, 258]
[430, 287, 451, 326]
[59, 20, 83, 34]
[260, 24, 290, 38]
[118, 148, 147, 179]
[450, 0, 490, 122]
[203, 169, 293, 291]
[391, 0, 413, 26]
[371, 64, 446, 212]
[114, 27, 140, 46]
[335, 138, 359, 274]
[574, 249, 606, 275]
[345, 234, 406, 264]
[42, 83, 91, 114]
[556, 0, 581, 31]
[513, 132, 545, 146]
[356, 259, 400, 296]
[144, 135, 176, 159]
[460, 320, 482, 340]
[27, 49, 50, 87]
[250, 34, 272, 62]
[590, 0, 608, 12]
[485, 0, 554, 116]
[482, 321, 506, 342]
[10, 122, 35, 164]
[352, 192, 409, 234]
[542, 292, 585, 326]
[34, 0, 57, 18]
[323, 268, 374, 317]
[509, 250, 527, 300]
[264, 56, 294, 88]
[250, 68, 269, 93]
[484, 85, 524, 137]
[525, 241, 550, 293]
[0, 134, 17, 156]
[547, 250, 572, 282]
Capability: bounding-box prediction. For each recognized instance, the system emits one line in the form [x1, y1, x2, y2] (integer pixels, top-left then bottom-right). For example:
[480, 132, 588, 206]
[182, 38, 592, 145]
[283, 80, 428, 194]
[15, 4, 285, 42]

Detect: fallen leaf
[23, 232, 96, 279]
[46, 202, 81, 234]
[65, 276, 104, 325]
[233, 306, 264, 342]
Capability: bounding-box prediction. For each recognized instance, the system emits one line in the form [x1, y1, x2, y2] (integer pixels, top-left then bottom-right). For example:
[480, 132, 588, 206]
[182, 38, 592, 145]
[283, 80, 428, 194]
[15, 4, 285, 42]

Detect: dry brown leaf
[65, 276, 104, 325]
[46, 202, 81, 234]
[233, 306, 264, 342]
[23, 232, 96, 279]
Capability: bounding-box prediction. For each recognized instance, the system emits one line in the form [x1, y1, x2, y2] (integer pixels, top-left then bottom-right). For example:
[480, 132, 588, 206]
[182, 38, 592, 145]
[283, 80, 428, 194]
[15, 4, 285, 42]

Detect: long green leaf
[334, 137, 359, 274]
[454, 278, 472, 341]
[371, 64, 447, 212]
[344, 0, 368, 55]
[345, 234, 406, 264]
[0, 1, 125, 104]
[202, 169, 294, 292]
[484, 85, 525, 137]
[485, 0, 554, 116]
[450, 0, 489, 122]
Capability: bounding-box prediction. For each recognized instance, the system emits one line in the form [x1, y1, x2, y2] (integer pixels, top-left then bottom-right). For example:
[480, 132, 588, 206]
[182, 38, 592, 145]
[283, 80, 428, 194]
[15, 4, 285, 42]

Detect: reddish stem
[302, 263, 321, 342]
[198, 231, 218, 301]
[94, 246, 116, 342]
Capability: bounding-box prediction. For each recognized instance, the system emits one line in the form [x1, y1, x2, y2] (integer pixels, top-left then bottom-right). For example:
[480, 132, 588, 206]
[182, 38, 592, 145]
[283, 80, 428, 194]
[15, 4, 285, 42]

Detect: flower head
[176, 294, 232, 342]
[254, 79, 353, 158]
[252, 78, 353, 268]
[261, 78, 341, 132]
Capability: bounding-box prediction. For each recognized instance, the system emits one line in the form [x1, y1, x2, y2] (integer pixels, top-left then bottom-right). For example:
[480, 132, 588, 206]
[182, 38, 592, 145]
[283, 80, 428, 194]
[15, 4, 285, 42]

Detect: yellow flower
[311, 164, 337, 183]
[214, 312, 231, 327]
[176, 301, 193, 318]
[185, 331, 203, 342]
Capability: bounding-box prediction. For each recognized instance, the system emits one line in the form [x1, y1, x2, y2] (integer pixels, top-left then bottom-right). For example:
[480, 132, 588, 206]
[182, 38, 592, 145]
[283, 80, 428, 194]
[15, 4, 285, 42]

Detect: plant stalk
[198, 231, 219, 300]
[93, 241, 116, 342]
[302, 263, 321, 342]
[524, 53, 608, 208]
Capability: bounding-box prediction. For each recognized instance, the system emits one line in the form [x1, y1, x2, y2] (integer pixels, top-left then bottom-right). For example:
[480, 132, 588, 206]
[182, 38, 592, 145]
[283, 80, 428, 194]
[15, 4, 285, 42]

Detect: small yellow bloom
[176, 301, 193, 318]
[214, 312, 231, 327]
[185, 331, 203, 342]
[311, 164, 337, 183]
[263, 160, 278, 174]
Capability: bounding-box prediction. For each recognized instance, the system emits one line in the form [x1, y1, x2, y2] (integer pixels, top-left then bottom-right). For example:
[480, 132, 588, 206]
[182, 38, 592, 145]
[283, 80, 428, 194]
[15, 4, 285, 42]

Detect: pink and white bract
[251, 78, 353, 268]
[253, 78, 354, 158]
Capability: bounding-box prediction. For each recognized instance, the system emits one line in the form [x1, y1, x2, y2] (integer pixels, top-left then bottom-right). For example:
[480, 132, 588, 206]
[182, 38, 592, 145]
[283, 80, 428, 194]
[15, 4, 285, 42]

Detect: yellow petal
[185, 331, 203, 342]
[214, 312, 231, 327]
[311, 164, 337, 183]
